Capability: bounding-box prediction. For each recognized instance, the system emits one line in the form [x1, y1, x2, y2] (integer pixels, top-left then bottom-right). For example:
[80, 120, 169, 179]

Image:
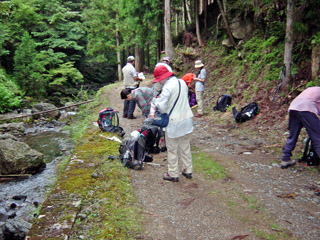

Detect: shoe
[280, 160, 296, 169]
[195, 114, 203, 118]
[127, 115, 137, 119]
[123, 114, 128, 118]
[163, 173, 179, 182]
[182, 171, 192, 179]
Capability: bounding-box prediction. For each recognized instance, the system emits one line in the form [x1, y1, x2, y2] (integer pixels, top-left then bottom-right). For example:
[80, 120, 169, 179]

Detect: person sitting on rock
[120, 87, 158, 118]
[281, 86, 320, 168]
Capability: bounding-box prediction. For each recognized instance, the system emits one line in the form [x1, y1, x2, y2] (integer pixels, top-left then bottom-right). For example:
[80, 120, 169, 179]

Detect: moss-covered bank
[27, 83, 141, 240]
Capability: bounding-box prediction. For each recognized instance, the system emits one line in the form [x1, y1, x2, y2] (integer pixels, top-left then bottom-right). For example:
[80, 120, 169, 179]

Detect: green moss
[192, 152, 227, 180]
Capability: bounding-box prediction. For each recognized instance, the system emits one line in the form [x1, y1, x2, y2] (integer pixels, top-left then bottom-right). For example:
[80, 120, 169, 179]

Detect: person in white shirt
[149, 65, 193, 182]
[193, 60, 207, 117]
[122, 56, 143, 119]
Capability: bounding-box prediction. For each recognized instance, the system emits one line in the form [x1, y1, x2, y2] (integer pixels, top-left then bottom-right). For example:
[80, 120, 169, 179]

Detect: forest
[0, 0, 320, 113]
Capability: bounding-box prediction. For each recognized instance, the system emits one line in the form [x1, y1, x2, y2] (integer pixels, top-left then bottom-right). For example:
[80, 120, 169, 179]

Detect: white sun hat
[194, 60, 204, 68]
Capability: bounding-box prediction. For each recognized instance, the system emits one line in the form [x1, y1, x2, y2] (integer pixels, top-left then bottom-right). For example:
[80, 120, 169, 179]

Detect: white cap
[127, 56, 135, 62]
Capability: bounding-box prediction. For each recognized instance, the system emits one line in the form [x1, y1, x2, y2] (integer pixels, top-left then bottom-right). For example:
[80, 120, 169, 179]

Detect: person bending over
[281, 86, 320, 168]
[120, 87, 157, 118]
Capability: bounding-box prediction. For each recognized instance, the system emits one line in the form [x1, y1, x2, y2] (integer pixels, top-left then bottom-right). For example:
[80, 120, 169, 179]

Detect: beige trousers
[196, 91, 204, 114]
[165, 133, 192, 178]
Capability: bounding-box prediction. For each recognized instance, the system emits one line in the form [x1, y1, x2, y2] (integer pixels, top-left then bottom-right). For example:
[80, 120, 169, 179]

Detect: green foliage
[242, 36, 283, 82]
[47, 62, 83, 87]
[14, 32, 47, 97]
[311, 32, 320, 45]
[0, 69, 21, 113]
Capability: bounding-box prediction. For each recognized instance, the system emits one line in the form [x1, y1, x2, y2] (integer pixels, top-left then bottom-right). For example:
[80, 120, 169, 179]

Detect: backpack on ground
[97, 108, 125, 136]
[232, 102, 259, 123]
[299, 137, 320, 166]
[119, 133, 146, 170]
[139, 125, 166, 154]
[213, 94, 232, 112]
[119, 124, 166, 170]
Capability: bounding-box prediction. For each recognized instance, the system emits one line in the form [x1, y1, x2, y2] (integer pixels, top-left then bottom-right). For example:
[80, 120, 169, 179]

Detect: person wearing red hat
[149, 65, 194, 182]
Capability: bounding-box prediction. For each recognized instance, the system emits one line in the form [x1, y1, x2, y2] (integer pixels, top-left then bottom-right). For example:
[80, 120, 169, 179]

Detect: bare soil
[109, 81, 320, 240]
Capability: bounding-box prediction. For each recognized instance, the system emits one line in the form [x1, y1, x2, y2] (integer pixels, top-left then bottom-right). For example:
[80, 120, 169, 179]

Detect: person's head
[127, 56, 135, 63]
[162, 56, 172, 65]
[120, 88, 133, 100]
[153, 65, 174, 83]
[194, 60, 204, 69]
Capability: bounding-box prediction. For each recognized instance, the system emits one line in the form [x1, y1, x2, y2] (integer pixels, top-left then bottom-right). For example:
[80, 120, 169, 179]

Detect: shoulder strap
[168, 80, 181, 116]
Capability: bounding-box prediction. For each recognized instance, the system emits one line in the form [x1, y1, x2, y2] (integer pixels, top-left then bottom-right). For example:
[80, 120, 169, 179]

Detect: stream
[0, 122, 74, 240]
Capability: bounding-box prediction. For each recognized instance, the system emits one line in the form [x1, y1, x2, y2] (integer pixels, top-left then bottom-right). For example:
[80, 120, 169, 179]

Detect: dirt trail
[109, 82, 320, 240]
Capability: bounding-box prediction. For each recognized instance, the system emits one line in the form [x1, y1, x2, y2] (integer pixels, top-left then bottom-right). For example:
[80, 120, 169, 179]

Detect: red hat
[153, 65, 174, 82]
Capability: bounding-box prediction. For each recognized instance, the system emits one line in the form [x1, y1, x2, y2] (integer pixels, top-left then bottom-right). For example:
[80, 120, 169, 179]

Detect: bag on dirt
[139, 125, 166, 154]
[299, 137, 320, 166]
[232, 102, 259, 123]
[97, 108, 125, 136]
[213, 94, 232, 112]
[119, 132, 147, 170]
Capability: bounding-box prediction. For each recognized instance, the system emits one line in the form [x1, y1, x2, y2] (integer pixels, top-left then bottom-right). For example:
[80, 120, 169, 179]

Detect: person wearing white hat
[193, 60, 207, 117]
[122, 56, 143, 119]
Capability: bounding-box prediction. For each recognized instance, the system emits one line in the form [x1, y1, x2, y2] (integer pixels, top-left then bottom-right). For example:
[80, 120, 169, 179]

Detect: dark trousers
[123, 99, 136, 117]
[282, 110, 320, 161]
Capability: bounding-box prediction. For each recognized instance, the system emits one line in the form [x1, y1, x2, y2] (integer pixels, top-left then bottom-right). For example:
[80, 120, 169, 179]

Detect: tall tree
[195, 0, 204, 47]
[164, 0, 174, 58]
[217, 0, 236, 47]
[281, 0, 294, 92]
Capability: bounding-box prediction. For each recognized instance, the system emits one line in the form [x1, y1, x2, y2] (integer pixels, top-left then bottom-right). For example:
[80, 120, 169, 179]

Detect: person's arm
[194, 69, 206, 82]
[149, 85, 171, 118]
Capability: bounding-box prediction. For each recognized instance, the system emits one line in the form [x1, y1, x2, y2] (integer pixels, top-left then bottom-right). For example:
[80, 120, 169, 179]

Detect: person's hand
[149, 113, 155, 119]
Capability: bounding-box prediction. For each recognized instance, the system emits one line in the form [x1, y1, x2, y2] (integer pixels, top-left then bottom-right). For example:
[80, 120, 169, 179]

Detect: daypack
[119, 134, 146, 170]
[119, 125, 166, 170]
[232, 102, 259, 123]
[97, 108, 125, 136]
[300, 138, 320, 166]
[139, 125, 166, 154]
[213, 94, 232, 112]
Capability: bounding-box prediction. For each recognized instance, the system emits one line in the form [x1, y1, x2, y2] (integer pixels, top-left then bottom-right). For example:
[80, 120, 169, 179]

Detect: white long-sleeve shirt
[151, 76, 193, 138]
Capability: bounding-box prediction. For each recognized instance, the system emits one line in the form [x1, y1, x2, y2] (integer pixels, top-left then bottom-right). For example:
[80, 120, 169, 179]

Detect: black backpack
[232, 102, 259, 123]
[97, 108, 125, 136]
[299, 138, 320, 166]
[139, 125, 165, 154]
[213, 94, 232, 112]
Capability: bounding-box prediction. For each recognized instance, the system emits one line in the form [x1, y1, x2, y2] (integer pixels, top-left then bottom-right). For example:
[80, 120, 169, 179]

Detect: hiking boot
[123, 114, 128, 118]
[182, 171, 192, 179]
[163, 173, 179, 182]
[280, 160, 296, 169]
[127, 115, 137, 119]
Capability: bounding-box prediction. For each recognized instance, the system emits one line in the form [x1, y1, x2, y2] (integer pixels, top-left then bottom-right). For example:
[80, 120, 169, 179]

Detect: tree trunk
[185, 0, 192, 24]
[195, 0, 204, 46]
[281, 0, 294, 92]
[134, 46, 144, 72]
[203, 0, 208, 34]
[175, 12, 178, 36]
[311, 45, 320, 80]
[182, 0, 187, 31]
[217, 0, 236, 47]
[164, 0, 174, 58]
[115, 29, 122, 82]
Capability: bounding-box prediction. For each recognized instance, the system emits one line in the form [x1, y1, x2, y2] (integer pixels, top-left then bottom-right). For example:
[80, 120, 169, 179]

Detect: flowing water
[0, 123, 74, 239]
